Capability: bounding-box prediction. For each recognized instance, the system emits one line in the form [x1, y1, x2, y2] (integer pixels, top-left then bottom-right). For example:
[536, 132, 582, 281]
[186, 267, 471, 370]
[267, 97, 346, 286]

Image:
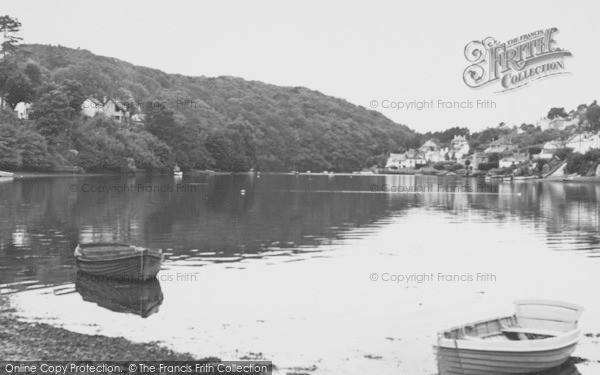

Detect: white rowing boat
[435, 300, 584, 374]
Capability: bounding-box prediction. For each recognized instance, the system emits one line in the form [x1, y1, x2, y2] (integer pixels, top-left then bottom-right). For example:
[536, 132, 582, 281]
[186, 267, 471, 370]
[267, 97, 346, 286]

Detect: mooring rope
[454, 339, 464, 373]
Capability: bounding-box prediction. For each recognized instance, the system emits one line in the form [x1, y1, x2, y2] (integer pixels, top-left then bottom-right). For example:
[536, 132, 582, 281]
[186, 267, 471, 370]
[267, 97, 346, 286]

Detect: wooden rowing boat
[74, 243, 163, 281]
[435, 300, 584, 375]
[75, 272, 163, 318]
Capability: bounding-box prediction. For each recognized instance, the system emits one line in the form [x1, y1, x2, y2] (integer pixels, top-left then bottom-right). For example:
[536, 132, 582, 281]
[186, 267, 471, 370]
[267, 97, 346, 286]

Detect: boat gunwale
[437, 327, 582, 352]
[75, 243, 163, 262]
[435, 299, 584, 353]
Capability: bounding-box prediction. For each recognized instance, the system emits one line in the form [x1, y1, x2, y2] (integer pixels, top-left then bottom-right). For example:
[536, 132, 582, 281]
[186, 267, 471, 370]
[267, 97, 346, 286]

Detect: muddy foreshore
[0, 296, 210, 361]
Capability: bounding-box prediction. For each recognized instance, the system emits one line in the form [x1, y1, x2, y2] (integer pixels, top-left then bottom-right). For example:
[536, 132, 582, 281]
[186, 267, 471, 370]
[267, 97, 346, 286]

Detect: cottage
[499, 154, 529, 168]
[470, 151, 491, 170]
[102, 98, 129, 124]
[385, 153, 406, 169]
[535, 140, 564, 160]
[14, 102, 32, 120]
[400, 156, 427, 169]
[386, 149, 426, 169]
[423, 147, 447, 163]
[419, 139, 441, 153]
[80, 97, 130, 124]
[450, 135, 470, 159]
[536, 116, 579, 131]
[484, 137, 518, 153]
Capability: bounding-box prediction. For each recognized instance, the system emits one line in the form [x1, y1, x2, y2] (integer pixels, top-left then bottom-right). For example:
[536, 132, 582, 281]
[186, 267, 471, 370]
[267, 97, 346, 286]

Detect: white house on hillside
[103, 98, 129, 123]
[385, 153, 405, 169]
[450, 135, 470, 159]
[385, 149, 427, 169]
[400, 156, 427, 169]
[419, 139, 441, 153]
[536, 140, 564, 160]
[536, 116, 579, 131]
[423, 147, 447, 163]
[81, 97, 130, 124]
[499, 154, 529, 168]
[14, 102, 32, 120]
[81, 98, 103, 117]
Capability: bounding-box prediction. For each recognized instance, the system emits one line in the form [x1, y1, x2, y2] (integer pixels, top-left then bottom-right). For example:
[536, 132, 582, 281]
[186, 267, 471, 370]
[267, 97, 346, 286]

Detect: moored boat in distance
[0, 170, 14, 178]
[173, 165, 183, 177]
[435, 300, 584, 375]
[75, 243, 163, 281]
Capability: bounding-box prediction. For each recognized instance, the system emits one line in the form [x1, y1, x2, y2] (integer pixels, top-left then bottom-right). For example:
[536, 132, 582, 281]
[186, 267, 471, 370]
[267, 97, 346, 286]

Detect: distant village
[386, 132, 599, 173]
[384, 111, 600, 178]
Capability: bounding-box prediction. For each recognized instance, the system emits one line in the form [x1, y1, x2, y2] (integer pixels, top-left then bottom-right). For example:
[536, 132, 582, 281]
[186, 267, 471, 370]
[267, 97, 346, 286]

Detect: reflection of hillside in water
[381, 175, 600, 256]
[1, 174, 599, 290]
[0, 174, 391, 288]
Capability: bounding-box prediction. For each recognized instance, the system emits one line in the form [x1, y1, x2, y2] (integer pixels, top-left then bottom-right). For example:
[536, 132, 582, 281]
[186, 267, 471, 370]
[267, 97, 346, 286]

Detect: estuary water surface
[0, 173, 599, 374]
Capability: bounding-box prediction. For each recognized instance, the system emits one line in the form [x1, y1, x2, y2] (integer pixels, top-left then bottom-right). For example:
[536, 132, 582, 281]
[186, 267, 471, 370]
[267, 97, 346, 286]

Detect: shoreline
[0, 296, 209, 361]
[3, 170, 600, 185]
[543, 175, 600, 183]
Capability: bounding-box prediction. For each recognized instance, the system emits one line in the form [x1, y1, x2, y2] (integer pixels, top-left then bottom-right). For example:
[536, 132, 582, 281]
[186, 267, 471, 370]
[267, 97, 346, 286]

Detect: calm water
[1, 174, 599, 374]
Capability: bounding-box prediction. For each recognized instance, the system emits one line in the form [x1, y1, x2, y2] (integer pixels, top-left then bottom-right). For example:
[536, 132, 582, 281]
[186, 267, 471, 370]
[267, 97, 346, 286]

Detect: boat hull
[75, 244, 163, 281]
[436, 343, 578, 375]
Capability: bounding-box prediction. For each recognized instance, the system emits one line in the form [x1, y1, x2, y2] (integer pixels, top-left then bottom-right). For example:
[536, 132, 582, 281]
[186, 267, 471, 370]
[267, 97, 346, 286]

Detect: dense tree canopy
[4, 43, 418, 172]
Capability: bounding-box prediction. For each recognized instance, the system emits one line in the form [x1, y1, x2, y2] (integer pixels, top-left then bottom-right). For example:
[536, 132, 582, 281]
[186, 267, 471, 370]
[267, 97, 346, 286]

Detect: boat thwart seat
[501, 326, 561, 339]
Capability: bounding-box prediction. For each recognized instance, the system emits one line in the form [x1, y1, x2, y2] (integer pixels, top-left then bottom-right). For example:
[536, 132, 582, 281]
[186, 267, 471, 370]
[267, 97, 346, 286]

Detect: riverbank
[544, 175, 600, 183]
[0, 296, 208, 361]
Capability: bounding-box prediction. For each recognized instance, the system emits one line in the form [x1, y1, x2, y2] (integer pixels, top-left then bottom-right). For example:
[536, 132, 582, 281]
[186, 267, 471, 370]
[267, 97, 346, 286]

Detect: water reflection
[1, 174, 599, 291]
[75, 273, 163, 318]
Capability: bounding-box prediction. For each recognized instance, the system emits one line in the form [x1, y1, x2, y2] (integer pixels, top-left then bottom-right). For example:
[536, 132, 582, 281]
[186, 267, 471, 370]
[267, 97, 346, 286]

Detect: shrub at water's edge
[565, 149, 600, 176]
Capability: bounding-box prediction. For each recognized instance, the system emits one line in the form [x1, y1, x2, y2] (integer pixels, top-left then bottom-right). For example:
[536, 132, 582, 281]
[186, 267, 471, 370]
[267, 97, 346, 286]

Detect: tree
[205, 129, 234, 171]
[60, 79, 86, 116]
[5, 73, 35, 108]
[0, 15, 22, 57]
[547, 107, 569, 119]
[33, 89, 71, 142]
[585, 102, 600, 130]
[488, 153, 500, 163]
[0, 112, 51, 170]
[0, 57, 18, 106]
[0, 120, 22, 169]
[145, 103, 176, 141]
[24, 63, 43, 87]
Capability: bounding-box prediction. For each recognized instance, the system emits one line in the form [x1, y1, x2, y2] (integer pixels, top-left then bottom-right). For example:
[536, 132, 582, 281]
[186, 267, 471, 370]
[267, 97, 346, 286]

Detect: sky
[2, 0, 599, 132]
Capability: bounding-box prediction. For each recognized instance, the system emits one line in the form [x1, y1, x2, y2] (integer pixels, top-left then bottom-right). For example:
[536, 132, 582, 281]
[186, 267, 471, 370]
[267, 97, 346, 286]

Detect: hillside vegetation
[0, 43, 418, 172]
